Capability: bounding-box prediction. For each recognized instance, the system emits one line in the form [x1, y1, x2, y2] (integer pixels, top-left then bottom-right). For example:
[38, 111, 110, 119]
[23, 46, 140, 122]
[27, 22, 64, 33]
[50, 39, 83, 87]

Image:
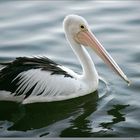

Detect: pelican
[0, 15, 130, 104]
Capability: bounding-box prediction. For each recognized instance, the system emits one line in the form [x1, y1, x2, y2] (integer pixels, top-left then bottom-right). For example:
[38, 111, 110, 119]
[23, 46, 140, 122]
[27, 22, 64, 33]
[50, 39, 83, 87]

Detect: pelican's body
[0, 15, 129, 104]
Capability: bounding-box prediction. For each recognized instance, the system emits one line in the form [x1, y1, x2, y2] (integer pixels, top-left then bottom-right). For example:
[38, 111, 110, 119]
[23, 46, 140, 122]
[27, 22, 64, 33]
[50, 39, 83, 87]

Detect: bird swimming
[0, 15, 130, 104]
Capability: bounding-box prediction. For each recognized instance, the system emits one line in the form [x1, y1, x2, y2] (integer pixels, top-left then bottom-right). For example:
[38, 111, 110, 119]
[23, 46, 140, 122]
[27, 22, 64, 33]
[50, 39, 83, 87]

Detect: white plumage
[12, 64, 98, 104]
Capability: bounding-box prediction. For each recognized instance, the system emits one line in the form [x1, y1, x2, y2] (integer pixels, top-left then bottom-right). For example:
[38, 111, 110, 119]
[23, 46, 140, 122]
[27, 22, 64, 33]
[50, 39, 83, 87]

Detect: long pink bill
[77, 30, 130, 85]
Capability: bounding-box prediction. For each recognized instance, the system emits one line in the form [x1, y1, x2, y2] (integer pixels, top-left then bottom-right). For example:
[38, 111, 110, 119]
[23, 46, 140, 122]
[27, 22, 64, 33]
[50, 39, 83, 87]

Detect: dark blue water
[0, 1, 140, 137]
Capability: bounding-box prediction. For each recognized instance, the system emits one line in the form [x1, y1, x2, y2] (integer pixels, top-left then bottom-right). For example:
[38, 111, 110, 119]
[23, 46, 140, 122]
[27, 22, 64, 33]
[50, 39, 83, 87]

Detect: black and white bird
[0, 15, 130, 104]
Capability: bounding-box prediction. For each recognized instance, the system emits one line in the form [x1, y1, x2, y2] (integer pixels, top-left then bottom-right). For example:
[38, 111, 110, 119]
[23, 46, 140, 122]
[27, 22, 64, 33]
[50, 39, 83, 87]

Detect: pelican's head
[63, 14, 130, 84]
[63, 15, 89, 41]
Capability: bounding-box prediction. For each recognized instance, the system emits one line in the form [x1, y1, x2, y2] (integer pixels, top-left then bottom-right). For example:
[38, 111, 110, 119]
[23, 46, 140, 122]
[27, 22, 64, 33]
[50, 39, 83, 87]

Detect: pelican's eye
[80, 24, 85, 29]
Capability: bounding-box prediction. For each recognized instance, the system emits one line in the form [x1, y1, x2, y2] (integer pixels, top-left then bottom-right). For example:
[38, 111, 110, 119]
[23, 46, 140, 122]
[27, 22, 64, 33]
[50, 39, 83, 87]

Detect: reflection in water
[87, 104, 130, 137]
[60, 92, 98, 137]
[0, 102, 24, 122]
[100, 104, 129, 130]
[0, 92, 98, 137]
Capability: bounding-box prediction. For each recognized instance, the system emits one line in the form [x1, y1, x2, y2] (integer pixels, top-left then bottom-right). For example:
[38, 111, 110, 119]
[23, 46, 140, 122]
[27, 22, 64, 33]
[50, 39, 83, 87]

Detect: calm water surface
[0, 1, 140, 137]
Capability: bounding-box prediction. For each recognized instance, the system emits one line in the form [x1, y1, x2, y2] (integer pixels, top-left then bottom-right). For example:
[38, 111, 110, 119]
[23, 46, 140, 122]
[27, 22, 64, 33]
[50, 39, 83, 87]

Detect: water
[0, 1, 140, 137]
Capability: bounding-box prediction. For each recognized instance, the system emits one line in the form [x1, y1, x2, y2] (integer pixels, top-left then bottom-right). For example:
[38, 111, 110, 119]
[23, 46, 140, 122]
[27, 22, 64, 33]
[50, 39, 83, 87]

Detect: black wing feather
[0, 57, 73, 97]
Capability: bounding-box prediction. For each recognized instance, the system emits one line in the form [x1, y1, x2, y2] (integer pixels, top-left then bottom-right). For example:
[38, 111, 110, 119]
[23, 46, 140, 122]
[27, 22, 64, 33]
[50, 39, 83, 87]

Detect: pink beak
[76, 30, 130, 84]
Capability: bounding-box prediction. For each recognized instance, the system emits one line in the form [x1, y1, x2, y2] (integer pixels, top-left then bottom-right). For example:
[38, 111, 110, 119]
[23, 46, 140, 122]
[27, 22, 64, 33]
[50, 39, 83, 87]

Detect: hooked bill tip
[127, 79, 131, 86]
[124, 76, 131, 86]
